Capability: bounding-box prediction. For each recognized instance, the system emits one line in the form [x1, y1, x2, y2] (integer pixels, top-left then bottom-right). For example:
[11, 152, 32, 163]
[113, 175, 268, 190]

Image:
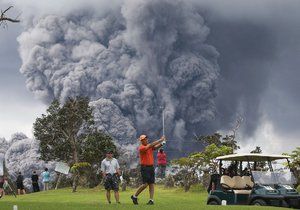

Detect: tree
[173, 144, 232, 191]
[250, 146, 266, 169]
[222, 116, 243, 151]
[251, 146, 262, 154]
[0, 6, 20, 27]
[196, 133, 222, 147]
[193, 144, 233, 173]
[33, 97, 117, 192]
[172, 157, 199, 192]
[287, 147, 300, 169]
[195, 116, 243, 153]
[221, 134, 240, 151]
[284, 147, 300, 185]
[196, 132, 239, 153]
[79, 131, 118, 164]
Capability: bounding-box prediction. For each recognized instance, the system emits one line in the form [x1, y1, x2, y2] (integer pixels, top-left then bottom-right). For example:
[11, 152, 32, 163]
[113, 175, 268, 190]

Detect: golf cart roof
[216, 153, 290, 161]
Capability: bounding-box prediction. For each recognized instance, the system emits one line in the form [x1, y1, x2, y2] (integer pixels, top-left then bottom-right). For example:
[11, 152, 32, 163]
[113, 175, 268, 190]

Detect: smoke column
[17, 0, 220, 153]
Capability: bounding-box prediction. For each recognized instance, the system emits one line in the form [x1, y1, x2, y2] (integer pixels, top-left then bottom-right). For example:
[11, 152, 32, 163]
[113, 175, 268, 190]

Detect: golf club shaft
[162, 109, 165, 137]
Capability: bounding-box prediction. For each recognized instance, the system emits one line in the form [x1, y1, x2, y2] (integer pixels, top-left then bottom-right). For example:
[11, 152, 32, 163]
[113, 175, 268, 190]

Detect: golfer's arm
[149, 139, 164, 148]
[116, 168, 121, 176]
[153, 143, 163, 150]
[116, 162, 121, 175]
[101, 162, 106, 177]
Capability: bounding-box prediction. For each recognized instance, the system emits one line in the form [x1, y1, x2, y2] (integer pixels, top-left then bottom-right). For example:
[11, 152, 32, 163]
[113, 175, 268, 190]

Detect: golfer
[101, 150, 121, 204]
[131, 135, 166, 205]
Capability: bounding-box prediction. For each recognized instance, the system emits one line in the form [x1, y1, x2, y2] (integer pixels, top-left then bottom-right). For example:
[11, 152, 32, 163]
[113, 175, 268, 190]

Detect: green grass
[0, 186, 289, 210]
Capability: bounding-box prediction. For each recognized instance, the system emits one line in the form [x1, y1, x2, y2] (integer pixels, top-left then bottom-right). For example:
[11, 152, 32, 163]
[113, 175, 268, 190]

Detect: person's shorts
[0, 182, 3, 188]
[104, 174, 119, 191]
[141, 165, 155, 184]
[16, 182, 24, 190]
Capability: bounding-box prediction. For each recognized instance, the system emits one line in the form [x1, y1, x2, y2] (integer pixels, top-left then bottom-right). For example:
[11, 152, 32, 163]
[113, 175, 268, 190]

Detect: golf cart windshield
[252, 171, 297, 185]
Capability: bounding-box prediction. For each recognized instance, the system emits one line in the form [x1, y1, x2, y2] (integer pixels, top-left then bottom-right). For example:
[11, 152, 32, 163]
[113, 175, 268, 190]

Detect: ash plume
[17, 0, 220, 151]
[2, 133, 55, 190]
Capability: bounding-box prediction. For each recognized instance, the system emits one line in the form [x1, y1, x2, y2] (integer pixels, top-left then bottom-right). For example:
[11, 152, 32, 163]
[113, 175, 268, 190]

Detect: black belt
[141, 165, 154, 167]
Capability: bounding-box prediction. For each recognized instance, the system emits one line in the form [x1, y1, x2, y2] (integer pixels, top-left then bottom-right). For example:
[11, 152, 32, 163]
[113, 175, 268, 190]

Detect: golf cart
[207, 154, 300, 208]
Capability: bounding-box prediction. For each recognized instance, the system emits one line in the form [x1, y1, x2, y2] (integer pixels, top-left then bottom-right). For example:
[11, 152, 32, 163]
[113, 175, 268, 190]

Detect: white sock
[133, 195, 137, 198]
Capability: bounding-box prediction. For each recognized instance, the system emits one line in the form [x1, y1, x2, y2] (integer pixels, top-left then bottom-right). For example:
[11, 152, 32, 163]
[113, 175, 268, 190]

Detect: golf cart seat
[242, 176, 254, 188]
[221, 175, 235, 189]
[220, 175, 252, 194]
[232, 176, 252, 194]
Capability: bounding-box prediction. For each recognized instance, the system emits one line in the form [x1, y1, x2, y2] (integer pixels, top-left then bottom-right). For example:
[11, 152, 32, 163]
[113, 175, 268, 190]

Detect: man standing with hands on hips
[131, 135, 166, 205]
[101, 150, 121, 204]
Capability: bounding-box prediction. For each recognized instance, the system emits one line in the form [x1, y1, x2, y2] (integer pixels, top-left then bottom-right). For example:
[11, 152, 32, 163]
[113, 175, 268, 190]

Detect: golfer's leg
[106, 190, 111, 202]
[114, 191, 120, 202]
[135, 183, 148, 197]
[17, 189, 20, 195]
[149, 184, 154, 200]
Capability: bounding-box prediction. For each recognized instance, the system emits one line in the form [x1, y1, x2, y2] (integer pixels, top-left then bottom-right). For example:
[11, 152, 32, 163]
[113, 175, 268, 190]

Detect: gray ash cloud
[17, 0, 220, 151]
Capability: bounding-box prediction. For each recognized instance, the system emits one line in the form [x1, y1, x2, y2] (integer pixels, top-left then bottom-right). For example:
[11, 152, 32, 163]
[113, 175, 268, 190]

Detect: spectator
[101, 150, 121, 204]
[16, 172, 26, 195]
[157, 148, 167, 178]
[41, 168, 50, 191]
[0, 176, 4, 198]
[31, 171, 40, 192]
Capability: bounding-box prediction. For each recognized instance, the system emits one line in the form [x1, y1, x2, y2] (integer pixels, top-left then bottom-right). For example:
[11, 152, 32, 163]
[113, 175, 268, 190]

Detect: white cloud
[239, 116, 298, 154]
[0, 98, 46, 140]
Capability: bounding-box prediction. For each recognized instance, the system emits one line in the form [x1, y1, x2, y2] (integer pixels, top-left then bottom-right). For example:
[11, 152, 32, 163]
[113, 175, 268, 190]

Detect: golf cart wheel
[208, 200, 220, 205]
[251, 199, 267, 206]
[281, 200, 289, 208]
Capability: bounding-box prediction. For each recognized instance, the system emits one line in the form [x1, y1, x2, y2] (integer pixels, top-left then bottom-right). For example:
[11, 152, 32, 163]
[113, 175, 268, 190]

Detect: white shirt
[101, 158, 120, 175]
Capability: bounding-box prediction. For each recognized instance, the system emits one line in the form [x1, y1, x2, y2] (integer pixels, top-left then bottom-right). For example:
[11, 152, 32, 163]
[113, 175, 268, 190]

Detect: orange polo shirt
[139, 145, 154, 166]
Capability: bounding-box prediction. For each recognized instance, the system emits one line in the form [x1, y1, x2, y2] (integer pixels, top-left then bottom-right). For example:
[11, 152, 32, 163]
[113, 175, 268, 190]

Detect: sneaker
[147, 200, 154, 205]
[131, 195, 138, 205]
[108, 201, 111, 204]
[117, 201, 121, 204]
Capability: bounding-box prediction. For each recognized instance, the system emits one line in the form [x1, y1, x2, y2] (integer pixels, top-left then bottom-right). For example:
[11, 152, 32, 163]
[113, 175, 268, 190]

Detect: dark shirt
[16, 175, 24, 184]
[31, 174, 39, 183]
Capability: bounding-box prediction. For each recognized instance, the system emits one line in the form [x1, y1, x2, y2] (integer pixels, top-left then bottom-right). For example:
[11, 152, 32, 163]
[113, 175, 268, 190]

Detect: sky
[0, 7, 46, 140]
[0, 0, 299, 154]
